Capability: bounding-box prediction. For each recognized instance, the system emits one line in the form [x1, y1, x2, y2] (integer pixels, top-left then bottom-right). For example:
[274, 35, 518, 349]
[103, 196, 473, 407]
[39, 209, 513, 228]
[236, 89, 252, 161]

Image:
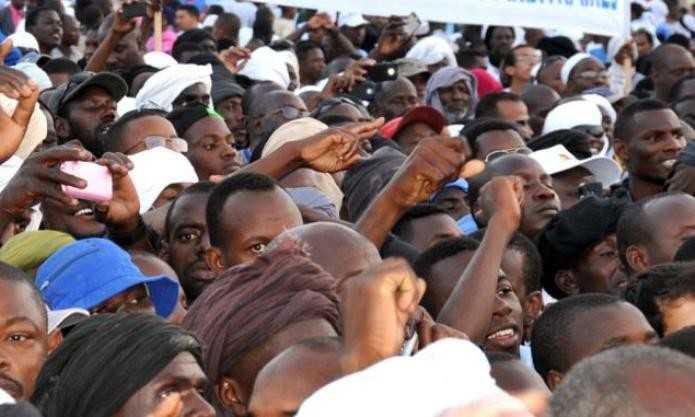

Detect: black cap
[48, 71, 128, 116]
[211, 79, 245, 105]
[537, 196, 628, 299]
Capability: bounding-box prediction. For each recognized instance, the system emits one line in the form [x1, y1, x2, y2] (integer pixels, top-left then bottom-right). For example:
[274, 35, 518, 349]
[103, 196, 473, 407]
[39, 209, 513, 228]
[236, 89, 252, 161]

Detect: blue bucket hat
[35, 238, 179, 317]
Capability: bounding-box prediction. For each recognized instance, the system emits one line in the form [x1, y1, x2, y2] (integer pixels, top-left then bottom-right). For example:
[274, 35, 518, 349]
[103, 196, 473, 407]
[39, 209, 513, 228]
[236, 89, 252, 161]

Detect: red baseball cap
[380, 106, 447, 139]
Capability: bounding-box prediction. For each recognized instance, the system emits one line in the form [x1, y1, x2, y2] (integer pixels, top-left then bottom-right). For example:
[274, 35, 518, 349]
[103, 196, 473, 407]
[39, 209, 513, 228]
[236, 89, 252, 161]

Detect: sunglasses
[264, 106, 309, 120]
[572, 125, 605, 138]
[484, 147, 532, 163]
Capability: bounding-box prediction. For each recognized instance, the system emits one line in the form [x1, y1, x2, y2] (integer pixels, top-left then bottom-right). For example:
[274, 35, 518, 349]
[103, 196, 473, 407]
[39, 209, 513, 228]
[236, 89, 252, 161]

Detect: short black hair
[164, 181, 216, 241]
[414, 236, 480, 315]
[507, 232, 542, 295]
[616, 199, 657, 273]
[206, 173, 278, 247]
[172, 42, 204, 63]
[296, 40, 323, 63]
[614, 99, 668, 143]
[669, 75, 695, 102]
[101, 109, 167, 153]
[675, 236, 695, 262]
[531, 293, 622, 380]
[42, 58, 80, 76]
[0, 262, 47, 327]
[391, 204, 450, 240]
[207, 5, 224, 15]
[176, 4, 200, 17]
[475, 92, 524, 119]
[660, 325, 695, 359]
[172, 29, 216, 61]
[414, 236, 480, 280]
[461, 118, 521, 158]
[26, 7, 58, 29]
[626, 262, 695, 336]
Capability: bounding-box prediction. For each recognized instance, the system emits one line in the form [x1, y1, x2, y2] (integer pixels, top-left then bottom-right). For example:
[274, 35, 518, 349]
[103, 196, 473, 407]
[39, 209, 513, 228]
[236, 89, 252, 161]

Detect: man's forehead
[491, 154, 545, 176]
[632, 109, 679, 131]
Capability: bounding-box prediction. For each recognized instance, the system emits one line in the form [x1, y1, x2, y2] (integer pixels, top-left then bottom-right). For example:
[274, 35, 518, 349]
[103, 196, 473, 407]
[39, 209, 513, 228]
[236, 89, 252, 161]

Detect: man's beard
[443, 108, 468, 124]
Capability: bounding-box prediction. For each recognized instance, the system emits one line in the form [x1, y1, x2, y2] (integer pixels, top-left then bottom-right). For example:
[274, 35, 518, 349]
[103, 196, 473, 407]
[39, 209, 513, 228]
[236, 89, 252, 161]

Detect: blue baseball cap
[35, 238, 179, 317]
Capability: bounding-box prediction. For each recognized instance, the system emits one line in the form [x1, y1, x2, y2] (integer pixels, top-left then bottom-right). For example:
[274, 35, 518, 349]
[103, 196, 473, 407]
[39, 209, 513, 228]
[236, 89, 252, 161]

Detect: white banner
[255, 0, 631, 37]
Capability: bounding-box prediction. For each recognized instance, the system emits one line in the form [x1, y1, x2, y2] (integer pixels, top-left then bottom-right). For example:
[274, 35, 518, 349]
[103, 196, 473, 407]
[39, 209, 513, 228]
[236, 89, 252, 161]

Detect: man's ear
[47, 329, 63, 354]
[626, 245, 649, 274]
[54, 116, 71, 141]
[216, 376, 246, 417]
[522, 290, 544, 343]
[159, 239, 170, 262]
[555, 270, 579, 297]
[205, 247, 226, 273]
[546, 370, 564, 391]
[614, 138, 629, 165]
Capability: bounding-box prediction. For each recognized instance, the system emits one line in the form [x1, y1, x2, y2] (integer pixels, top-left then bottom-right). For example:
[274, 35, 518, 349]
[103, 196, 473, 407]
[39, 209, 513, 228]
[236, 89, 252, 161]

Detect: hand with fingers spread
[384, 136, 470, 209]
[297, 118, 385, 173]
[0, 74, 39, 164]
[340, 258, 426, 374]
[0, 145, 93, 217]
[93, 152, 140, 232]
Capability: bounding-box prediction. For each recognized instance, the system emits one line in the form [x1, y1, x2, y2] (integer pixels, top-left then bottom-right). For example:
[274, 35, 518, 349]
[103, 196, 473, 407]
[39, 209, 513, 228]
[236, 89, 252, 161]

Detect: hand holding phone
[366, 63, 398, 82]
[60, 161, 113, 203]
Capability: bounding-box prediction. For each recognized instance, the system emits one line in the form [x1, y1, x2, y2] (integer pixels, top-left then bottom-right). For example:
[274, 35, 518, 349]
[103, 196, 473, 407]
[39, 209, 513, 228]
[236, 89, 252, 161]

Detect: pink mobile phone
[60, 161, 113, 203]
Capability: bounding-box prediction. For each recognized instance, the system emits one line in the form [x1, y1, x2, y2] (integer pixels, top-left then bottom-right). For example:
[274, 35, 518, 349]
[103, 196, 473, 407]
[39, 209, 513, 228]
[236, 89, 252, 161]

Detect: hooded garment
[406, 35, 457, 68]
[341, 146, 406, 222]
[238, 46, 291, 89]
[182, 242, 340, 398]
[32, 313, 203, 417]
[425, 67, 479, 123]
[606, 36, 641, 101]
[135, 64, 213, 112]
[261, 117, 344, 213]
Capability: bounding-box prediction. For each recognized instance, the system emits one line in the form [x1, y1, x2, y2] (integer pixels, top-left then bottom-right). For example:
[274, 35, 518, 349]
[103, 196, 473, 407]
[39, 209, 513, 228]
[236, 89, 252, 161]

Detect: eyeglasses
[572, 125, 605, 138]
[576, 70, 609, 82]
[125, 136, 189, 154]
[264, 106, 309, 120]
[312, 97, 365, 117]
[484, 147, 532, 163]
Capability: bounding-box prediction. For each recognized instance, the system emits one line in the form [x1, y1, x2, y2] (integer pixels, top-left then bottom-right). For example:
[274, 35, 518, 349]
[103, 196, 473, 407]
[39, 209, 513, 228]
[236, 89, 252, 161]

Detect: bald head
[248, 337, 343, 417]
[372, 77, 418, 121]
[649, 44, 695, 102]
[521, 84, 561, 116]
[277, 222, 381, 287]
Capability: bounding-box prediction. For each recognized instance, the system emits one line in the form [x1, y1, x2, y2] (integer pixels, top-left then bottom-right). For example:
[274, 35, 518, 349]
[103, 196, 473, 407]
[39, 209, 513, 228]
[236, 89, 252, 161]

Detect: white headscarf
[262, 117, 344, 212]
[135, 64, 213, 112]
[127, 147, 199, 214]
[406, 35, 457, 68]
[297, 339, 521, 417]
[560, 52, 593, 84]
[543, 100, 610, 155]
[238, 46, 291, 89]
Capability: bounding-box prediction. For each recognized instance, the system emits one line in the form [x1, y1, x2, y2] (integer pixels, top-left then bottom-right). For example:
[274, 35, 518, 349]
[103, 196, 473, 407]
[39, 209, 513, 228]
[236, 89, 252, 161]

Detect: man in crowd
[4, 5, 695, 417]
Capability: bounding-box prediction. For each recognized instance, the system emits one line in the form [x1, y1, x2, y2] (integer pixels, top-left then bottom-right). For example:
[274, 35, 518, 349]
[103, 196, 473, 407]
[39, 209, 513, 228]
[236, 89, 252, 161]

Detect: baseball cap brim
[143, 275, 180, 318]
[50, 72, 128, 114]
[578, 157, 622, 188]
[381, 106, 447, 139]
[47, 307, 89, 333]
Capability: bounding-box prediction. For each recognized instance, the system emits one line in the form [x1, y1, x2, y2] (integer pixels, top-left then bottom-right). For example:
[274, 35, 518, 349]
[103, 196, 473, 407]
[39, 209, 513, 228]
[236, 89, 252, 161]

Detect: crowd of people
[1, 0, 695, 415]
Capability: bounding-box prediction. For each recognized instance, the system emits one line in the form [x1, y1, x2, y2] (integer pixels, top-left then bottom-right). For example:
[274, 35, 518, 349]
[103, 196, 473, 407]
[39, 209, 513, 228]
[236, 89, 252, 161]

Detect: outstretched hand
[299, 118, 384, 173]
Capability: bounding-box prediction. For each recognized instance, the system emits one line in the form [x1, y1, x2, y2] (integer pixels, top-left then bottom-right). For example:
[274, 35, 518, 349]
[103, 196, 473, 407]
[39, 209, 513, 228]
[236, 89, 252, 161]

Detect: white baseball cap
[530, 144, 622, 188]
